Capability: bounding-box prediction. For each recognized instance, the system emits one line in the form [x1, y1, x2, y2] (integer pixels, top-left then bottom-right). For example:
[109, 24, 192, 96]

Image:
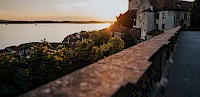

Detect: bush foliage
[0, 30, 125, 96]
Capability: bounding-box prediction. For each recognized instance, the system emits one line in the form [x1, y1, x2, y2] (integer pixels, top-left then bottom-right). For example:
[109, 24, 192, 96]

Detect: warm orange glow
[0, 0, 128, 21]
[88, 0, 128, 21]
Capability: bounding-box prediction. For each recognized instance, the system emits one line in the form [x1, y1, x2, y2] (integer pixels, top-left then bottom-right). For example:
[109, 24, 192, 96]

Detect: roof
[149, 0, 193, 11]
[129, 27, 141, 38]
[179, 1, 193, 11]
[143, 8, 154, 12]
[106, 26, 129, 33]
[5, 46, 19, 51]
[147, 29, 164, 36]
[49, 43, 62, 49]
[18, 43, 36, 49]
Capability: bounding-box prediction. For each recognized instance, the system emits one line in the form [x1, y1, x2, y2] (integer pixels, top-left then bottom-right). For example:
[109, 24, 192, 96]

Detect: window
[184, 13, 187, 19]
[143, 7, 145, 11]
[162, 24, 165, 30]
[162, 12, 166, 19]
[139, 16, 142, 22]
[177, 4, 181, 8]
[156, 13, 159, 19]
[176, 13, 180, 19]
[139, 15, 142, 20]
[180, 14, 182, 19]
[143, 13, 146, 18]
[156, 24, 158, 28]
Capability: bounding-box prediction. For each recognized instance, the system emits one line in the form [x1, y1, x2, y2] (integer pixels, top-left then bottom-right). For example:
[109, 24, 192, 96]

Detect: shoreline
[0, 21, 113, 24]
[0, 22, 110, 50]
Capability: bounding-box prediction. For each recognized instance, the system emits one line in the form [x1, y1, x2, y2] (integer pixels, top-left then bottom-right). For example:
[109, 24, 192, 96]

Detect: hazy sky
[0, 0, 194, 21]
[0, 0, 128, 21]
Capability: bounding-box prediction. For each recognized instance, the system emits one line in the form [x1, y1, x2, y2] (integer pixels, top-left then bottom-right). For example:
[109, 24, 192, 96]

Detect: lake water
[0, 23, 110, 49]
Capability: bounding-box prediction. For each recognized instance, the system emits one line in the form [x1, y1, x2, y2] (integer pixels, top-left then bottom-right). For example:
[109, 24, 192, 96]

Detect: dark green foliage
[0, 41, 74, 96]
[80, 31, 90, 39]
[0, 31, 125, 96]
[100, 36, 125, 57]
[74, 39, 98, 63]
[89, 31, 110, 46]
[190, 0, 200, 26]
[122, 32, 136, 48]
[114, 11, 134, 29]
[107, 36, 125, 53]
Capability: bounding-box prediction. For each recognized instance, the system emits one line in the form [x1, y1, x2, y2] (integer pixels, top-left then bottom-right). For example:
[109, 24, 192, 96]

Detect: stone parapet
[20, 26, 182, 97]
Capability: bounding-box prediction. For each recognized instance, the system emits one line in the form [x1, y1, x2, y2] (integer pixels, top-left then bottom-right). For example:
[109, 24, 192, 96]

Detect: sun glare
[88, 0, 128, 21]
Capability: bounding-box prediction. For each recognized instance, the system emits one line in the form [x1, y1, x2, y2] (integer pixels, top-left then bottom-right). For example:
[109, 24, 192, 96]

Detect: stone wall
[20, 26, 182, 97]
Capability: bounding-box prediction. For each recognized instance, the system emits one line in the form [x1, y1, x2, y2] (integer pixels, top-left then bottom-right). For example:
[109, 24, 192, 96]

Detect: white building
[130, 0, 193, 40]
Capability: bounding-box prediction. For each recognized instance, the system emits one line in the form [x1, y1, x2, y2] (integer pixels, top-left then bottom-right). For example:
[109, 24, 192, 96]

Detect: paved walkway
[162, 31, 200, 97]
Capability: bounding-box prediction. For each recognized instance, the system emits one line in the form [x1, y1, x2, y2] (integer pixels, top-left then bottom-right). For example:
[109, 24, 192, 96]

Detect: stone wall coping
[20, 26, 181, 97]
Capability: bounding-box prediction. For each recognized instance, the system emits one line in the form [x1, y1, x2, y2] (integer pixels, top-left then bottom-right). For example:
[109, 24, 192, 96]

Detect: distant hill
[0, 20, 111, 24]
[0, 19, 10, 22]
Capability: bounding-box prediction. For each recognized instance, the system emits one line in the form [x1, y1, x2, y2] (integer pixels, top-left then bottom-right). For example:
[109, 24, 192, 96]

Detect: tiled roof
[179, 1, 193, 11]
[106, 26, 129, 33]
[147, 29, 164, 36]
[49, 43, 62, 49]
[5, 46, 19, 51]
[149, 0, 178, 10]
[149, 0, 193, 11]
[129, 27, 141, 38]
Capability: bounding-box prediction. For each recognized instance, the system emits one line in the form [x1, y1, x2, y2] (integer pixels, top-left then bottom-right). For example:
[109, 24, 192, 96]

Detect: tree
[0, 40, 75, 96]
[80, 31, 90, 39]
[0, 32, 126, 96]
[190, 0, 200, 26]
[107, 36, 125, 53]
[74, 39, 101, 63]
[100, 36, 125, 57]
[122, 32, 136, 48]
[89, 31, 110, 46]
[113, 11, 134, 28]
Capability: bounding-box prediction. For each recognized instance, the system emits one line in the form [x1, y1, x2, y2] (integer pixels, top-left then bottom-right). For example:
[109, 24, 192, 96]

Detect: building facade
[129, 0, 141, 11]
[131, 0, 192, 40]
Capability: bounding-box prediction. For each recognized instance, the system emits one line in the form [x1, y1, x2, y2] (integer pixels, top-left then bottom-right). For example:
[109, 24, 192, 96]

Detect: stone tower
[129, 0, 141, 11]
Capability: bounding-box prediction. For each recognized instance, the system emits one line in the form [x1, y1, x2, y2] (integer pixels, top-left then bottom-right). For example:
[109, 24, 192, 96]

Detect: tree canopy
[0, 30, 125, 96]
[190, 0, 200, 26]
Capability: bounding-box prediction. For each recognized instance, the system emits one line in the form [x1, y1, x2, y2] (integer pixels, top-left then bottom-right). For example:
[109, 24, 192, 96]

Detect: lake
[0, 23, 110, 49]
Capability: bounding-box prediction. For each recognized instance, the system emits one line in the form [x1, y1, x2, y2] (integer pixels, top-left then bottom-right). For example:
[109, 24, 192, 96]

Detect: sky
[0, 0, 128, 21]
[0, 0, 194, 21]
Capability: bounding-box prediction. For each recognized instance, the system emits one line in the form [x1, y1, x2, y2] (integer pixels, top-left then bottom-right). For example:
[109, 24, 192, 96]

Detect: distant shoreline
[0, 21, 113, 24]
